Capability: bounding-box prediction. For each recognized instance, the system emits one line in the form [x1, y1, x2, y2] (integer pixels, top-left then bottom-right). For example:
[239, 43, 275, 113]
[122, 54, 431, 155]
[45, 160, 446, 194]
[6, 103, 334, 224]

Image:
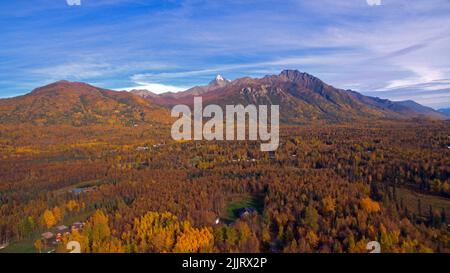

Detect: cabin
[71, 222, 85, 232]
[236, 207, 257, 218]
[71, 188, 84, 194]
[56, 225, 68, 233]
[41, 232, 55, 246]
[55, 233, 62, 243]
[269, 151, 276, 159]
[41, 232, 54, 240]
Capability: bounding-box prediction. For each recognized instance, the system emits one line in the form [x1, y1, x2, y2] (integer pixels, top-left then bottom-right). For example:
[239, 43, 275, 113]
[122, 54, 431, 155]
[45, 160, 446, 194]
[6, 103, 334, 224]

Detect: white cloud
[366, 0, 381, 7]
[66, 0, 81, 6]
[381, 66, 445, 91]
[120, 82, 188, 94]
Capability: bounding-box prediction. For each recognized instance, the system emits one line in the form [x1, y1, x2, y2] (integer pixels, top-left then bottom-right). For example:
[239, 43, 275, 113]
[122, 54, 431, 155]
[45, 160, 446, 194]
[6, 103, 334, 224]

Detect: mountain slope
[200, 71, 397, 123]
[0, 80, 171, 126]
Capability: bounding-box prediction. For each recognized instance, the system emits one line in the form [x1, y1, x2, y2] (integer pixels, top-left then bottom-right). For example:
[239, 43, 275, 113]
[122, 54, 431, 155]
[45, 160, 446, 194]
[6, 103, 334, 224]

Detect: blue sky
[0, 0, 450, 108]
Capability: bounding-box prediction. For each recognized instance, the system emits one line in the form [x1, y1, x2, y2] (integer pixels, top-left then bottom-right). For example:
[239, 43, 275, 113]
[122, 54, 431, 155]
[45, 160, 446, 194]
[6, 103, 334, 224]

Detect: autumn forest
[0, 117, 448, 253]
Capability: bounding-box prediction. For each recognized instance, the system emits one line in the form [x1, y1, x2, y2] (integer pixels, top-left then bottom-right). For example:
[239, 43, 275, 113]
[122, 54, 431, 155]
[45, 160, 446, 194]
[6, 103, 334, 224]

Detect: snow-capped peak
[208, 74, 230, 86]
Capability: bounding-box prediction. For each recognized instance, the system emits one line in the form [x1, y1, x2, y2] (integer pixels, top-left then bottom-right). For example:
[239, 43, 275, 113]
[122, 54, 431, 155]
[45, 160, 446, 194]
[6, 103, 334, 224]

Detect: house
[236, 207, 257, 218]
[71, 222, 84, 232]
[71, 188, 84, 194]
[41, 232, 54, 240]
[41, 231, 55, 246]
[269, 151, 276, 159]
[56, 225, 68, 233]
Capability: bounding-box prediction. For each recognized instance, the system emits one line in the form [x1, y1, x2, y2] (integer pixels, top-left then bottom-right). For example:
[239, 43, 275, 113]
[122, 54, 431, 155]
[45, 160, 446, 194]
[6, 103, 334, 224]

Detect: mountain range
[0, 70, 447, 125]
[132, 70, 448, 123]
[129, 74, 232, 105]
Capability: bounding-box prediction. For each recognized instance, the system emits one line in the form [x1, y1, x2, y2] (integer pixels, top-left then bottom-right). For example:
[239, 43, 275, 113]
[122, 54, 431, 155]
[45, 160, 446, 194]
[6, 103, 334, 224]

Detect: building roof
[56, 225, 68, 230]
[41, 232, 54, 239]
[236, 207, 257, 217]
[72, 188, 84, 194]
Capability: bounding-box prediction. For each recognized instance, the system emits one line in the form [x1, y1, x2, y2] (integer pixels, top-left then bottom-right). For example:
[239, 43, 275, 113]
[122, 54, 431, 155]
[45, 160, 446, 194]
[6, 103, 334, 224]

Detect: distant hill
[393, 100, 448, 119]
[132, 70, 448, 123]
[129, 89, 159, 99]
[0, 80, 171, 126]
[438, 108, 450, 116]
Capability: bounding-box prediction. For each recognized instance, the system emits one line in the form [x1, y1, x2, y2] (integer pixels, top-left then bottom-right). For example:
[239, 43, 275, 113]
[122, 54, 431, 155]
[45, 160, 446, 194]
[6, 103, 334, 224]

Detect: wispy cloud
[120, 82, 189, 93]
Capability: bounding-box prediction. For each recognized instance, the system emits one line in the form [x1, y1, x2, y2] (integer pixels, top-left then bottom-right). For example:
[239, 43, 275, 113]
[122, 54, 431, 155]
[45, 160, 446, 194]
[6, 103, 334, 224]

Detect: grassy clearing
[0, 239, 36, 253]
[397, 187, 450, 218]
[221, 193, 264, 224]
[0, 210, 93, 253]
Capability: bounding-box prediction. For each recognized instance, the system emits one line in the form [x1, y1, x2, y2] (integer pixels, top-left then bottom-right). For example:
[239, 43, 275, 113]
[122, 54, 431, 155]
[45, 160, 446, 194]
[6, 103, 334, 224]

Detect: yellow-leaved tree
[42, 209, 56, 228]
[360, 197, 381, 213]
[173, 221, 214, 253]
[129, 211, 214, 253]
